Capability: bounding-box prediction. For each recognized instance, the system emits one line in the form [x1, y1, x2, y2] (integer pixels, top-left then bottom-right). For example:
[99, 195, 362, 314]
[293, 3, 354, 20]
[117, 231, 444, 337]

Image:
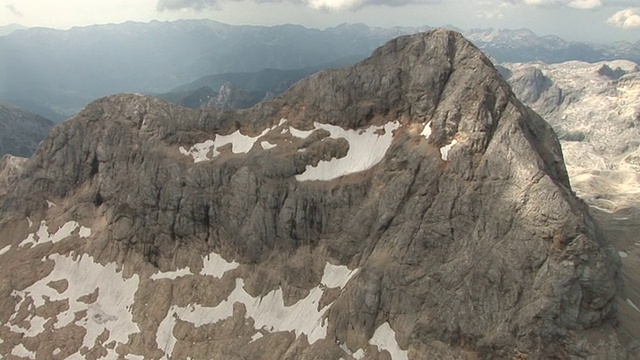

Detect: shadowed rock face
[0, 30, 627, 359]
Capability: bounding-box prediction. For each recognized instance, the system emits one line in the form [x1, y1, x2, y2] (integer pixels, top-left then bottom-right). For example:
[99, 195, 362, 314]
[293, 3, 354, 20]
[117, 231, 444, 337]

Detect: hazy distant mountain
[464, 28, 640, 64]
[0, 20, 418, 121]
[0, 102, 53, 157]
[0, 24, 27, 36]
[157, 56, 363, 109]
[2, 20, 639, 121]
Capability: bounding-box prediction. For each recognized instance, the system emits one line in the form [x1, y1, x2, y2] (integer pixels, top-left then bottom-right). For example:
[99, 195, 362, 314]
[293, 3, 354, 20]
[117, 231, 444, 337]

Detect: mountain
[0, 102, 54, 157]
[0, 20, 416, 121]
[156, 57, 367, 110]
[0, 24, 27, 36]
[0, 29, 630, 359]
[4, 20, 640, 122]
[464, 28, 640, 64]
[502, 59, 640, 355]
[502, 60, 640, 212]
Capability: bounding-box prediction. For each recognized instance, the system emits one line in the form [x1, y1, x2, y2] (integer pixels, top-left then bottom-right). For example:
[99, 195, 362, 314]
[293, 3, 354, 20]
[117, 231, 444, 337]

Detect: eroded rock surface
[0, 29, 628, 359]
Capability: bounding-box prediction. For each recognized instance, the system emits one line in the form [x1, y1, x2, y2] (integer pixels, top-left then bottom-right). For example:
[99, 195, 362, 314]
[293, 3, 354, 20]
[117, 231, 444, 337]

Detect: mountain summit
[0, 29, 627, 359]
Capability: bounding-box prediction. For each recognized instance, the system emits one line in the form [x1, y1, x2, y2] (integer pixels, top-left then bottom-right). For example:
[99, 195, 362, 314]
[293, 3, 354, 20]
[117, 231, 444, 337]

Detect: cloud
[510, 0, 602, 8]
[567, 0, 602, 9]
[5, 3, 23, 17]
[156, 0, 440, 11]
[476, 9, 505, 19]
[607, 8, 640, 28]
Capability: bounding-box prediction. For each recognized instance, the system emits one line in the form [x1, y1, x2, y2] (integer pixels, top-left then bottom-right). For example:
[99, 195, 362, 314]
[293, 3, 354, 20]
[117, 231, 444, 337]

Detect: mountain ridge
[2, 19, 639, 122]
[0, 29, 629, 359]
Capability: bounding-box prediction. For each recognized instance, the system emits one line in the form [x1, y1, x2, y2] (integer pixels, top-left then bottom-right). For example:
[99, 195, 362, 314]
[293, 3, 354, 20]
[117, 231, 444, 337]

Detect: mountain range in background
[1, 20, 640, 122]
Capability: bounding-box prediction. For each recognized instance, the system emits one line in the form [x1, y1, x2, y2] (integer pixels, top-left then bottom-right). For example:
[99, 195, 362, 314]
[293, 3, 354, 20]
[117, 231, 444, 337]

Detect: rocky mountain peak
[0, 30, 628, 359]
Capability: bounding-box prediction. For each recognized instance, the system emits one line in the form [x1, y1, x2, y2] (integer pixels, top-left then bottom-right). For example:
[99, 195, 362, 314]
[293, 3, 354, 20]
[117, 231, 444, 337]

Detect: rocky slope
[0, 30, 630, 359]
[0, 102, 54, 157]
[502, 60, 640, 212]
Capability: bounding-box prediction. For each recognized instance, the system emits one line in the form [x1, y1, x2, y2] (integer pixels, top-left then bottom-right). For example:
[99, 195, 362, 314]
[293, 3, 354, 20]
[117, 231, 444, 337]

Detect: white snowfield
[440, 139, 458, 161]
[18, 220, 91, 248]
[180, 118, 455, 181]
[156, 262, 358, 359]
[179, 119, 287, 162]
[3, 227, 413, 359]
[9, 253, 139, 355]
[150, 252, 239, 280]
[369, 322, 409, 360]
[295, 121, 401, 181]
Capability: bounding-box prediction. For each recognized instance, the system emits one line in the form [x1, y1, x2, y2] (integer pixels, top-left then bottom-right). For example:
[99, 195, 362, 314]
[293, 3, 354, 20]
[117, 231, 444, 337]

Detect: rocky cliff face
[0, 102, 54, 158]
[0, 30, 628, 359]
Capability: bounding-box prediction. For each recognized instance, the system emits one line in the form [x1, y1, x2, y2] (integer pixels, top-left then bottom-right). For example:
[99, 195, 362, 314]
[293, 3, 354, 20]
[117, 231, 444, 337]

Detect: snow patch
[125, 355, 146, 360]
[250, 332, 264, 342]
[627, 298, 640, 313]
[157, 262, 357, 358]
[421, 121, 432, 139]
[9, 314, 47, 337]
[0, 245, 10, 256]
[296, 122, 400, 181]
[158, 278, 327, 357]
[18, 221, 88, 248]
[151, 267, 193, 280]
[440, 139, 458, 161]
[11, 343, 36, 358]
[180, 123, 286, 163]
[353, 349, 366, 359]
[369, 322, 409, 360]
[27, 217, 33, 228]
[321, 263, 358, 288]
[619, 251, 628, 258]
[79, 226, 92, 238]
[201, 253, 239, 278]
[260, 141, 277, 150]
[46, 200, 56, 208]
[289, 127, 315, 139]
[9, 254, 139, 351]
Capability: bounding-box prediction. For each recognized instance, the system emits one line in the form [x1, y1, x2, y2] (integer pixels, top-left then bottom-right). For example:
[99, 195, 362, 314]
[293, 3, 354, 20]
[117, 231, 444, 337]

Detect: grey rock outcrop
[0, 102, 54, 157]
[0, 30, 628, 359]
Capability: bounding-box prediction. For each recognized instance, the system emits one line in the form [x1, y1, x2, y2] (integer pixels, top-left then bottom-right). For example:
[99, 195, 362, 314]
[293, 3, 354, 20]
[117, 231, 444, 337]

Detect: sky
[1, 0, 639, 43]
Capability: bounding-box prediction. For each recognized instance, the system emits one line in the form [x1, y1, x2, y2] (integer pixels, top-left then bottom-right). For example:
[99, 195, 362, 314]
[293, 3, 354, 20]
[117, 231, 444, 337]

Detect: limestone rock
[0, 29, 627, 359]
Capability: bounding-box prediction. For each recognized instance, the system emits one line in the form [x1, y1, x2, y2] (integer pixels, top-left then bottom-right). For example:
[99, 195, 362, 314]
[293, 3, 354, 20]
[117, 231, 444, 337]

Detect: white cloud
[308, 0, 365, 11]
[157, 0, 442, 11]
[567, 0, 602, 9]
[476, 9, 505, 19]
[5, 3, 22, 17]
[607, 8, 640, 28]
[500, 0, 602, 8]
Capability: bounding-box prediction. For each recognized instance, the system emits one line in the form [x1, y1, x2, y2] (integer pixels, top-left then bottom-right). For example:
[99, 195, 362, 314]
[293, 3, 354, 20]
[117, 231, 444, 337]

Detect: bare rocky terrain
[0, 30, 634, 359]
[503, 59, 640, 359]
